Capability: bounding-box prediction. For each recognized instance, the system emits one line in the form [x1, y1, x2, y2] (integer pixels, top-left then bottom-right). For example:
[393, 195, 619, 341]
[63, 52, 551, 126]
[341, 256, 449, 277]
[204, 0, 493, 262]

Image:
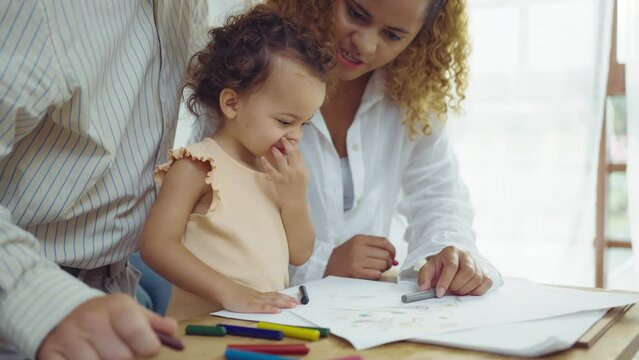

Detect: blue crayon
[225, 348, 293, 360]
[218, 324, 284, 340]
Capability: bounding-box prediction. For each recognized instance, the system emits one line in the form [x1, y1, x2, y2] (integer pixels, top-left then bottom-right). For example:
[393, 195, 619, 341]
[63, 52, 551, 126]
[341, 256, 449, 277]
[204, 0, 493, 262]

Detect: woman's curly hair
[266, 0, 470, 137]
[184, 4, 336, 118]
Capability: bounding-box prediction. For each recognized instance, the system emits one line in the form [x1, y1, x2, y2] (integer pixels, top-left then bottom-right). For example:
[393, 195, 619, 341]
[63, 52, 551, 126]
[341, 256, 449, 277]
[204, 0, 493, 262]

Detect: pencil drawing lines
[321, 298, 462, 333]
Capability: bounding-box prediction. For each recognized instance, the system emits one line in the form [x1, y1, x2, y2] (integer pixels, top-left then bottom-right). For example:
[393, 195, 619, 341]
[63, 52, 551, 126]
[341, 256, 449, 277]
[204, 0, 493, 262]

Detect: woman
[267, 0, 502, 297]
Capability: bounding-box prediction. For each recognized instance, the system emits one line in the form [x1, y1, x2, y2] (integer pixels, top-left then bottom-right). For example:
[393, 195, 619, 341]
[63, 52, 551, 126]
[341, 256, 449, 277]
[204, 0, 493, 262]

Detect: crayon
[227, 343, 310, 355]
[250, 323, 328, 338]
[299, 285, 309, 304]
[218, 324, 284, 340]
[298, 325, 330, 337]
[155, 331, 184, 351]
[224, 348, 293, 360]
[401, 289, 437, 303]
[185, 324, 227, 336]
[257, 322, 320, 341]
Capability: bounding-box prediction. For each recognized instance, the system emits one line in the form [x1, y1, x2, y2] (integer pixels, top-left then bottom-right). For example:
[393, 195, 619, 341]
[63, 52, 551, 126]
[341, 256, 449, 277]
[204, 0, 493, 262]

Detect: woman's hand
[261, 137, 308, 208]
[221, 283, 299, 314]
[418, 246, 493, 297]
[324, 235, 396, 280]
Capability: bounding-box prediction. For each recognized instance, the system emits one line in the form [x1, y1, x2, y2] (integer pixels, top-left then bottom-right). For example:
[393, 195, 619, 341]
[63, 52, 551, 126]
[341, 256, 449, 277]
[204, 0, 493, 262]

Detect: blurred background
[176, 0, 638, 290]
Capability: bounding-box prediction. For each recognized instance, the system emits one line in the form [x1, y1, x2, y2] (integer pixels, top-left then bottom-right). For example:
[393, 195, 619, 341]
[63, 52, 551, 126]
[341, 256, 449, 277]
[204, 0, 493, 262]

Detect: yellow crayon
[256, 322, 321, 341]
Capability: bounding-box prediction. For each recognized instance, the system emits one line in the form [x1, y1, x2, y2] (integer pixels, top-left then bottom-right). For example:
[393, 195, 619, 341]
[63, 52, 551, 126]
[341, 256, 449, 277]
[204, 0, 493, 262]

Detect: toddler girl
[140, 4, 334, 320]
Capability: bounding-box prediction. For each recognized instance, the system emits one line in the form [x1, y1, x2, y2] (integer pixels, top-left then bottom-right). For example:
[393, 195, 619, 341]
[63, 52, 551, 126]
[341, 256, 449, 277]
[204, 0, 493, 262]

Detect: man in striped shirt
[0, 1, 207, 358]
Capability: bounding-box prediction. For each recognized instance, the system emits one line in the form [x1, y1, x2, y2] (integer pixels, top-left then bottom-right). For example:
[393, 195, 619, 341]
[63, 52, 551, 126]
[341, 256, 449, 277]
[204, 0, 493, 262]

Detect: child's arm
[140, 157, 298, 313]
[261, 138, 315, 266]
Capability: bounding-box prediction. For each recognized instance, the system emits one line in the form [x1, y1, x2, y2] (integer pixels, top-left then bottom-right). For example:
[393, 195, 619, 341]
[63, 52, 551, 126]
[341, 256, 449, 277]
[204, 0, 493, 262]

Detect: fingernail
[436, 287, 445, 298]
[392, 259, 399, 266]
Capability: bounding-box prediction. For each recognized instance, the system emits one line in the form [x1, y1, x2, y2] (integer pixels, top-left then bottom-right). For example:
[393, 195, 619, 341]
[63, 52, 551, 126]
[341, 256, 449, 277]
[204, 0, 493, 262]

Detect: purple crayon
[218, 324, 284, 340]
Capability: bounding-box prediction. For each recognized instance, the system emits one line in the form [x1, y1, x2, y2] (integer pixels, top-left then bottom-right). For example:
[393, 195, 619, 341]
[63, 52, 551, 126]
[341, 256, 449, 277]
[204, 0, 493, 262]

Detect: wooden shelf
[595, 0, 630, 288]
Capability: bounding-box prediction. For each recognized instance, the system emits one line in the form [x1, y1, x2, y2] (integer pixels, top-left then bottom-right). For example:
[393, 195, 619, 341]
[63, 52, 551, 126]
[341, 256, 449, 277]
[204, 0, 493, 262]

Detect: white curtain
[448, 0, 613, 286]
[621, 0, 639, 284]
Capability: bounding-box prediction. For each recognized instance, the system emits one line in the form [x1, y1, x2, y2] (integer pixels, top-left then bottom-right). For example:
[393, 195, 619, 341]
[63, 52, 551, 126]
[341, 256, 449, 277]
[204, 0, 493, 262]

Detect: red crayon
[156, 331, 184, 351]
[227, 343, 310, 355]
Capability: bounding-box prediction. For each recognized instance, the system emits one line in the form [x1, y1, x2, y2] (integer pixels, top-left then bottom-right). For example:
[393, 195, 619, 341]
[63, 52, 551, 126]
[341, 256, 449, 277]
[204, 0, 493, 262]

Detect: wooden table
[154, 304, 639, 360]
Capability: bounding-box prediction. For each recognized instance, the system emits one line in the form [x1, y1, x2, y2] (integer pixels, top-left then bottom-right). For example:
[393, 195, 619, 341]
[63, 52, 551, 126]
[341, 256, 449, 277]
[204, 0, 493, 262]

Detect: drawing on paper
[320, 298, 463, 333]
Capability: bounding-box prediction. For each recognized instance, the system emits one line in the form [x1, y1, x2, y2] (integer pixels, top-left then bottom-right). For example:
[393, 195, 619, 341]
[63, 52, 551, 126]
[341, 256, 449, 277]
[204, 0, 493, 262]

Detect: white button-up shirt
[290, 70, 503, 287]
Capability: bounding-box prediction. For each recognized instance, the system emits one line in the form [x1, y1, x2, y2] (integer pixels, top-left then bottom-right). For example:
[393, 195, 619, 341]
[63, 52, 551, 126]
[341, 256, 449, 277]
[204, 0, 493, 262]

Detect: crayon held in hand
[401, 289, 437, 303]
[298, 285, 309, 304]
[156, 331, 184, 351]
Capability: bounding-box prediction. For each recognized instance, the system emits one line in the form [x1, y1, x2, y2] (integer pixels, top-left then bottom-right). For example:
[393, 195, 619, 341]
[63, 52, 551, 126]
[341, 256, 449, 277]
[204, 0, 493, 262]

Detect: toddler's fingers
[266, 293, 299, 308]
[281, 138, 301, 164]
[256, 303, 281, 314]
[282, 293, 300, 303]
[260, 156, 278, 177]
[270, 146, 287, 168]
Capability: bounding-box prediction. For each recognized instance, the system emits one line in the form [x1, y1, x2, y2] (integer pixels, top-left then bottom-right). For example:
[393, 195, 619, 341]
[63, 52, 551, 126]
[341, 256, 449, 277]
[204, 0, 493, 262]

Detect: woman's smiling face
[333, 0, 430, 81]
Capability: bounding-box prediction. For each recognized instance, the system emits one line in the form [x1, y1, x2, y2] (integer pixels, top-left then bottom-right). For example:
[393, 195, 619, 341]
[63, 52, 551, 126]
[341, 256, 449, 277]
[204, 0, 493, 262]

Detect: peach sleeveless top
[155, 138, 289, 319]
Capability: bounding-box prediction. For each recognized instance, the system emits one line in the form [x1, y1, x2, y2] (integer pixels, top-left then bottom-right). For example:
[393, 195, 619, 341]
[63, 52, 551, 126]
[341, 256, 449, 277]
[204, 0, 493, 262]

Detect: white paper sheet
[215, 308, 313, 327]
[411, 309, 608, 357]
[214, 307, 608, 357]
[212, 277, 638, 354]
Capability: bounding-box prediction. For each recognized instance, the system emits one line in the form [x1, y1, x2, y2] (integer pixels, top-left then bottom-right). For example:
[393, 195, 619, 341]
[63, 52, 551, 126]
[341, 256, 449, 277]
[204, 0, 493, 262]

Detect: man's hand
[418, 246, 493, 297]
[324, 235, 396, 280]
[37, 294, 177, 360]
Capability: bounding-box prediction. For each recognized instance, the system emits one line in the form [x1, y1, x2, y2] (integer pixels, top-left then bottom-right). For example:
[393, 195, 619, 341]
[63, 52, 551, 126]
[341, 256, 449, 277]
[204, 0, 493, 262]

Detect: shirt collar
[358, 69, 387, 113]
[310, 69, 387, 131]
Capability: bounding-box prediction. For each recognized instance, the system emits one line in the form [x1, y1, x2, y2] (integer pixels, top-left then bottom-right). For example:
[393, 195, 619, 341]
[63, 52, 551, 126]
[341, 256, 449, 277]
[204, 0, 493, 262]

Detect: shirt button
[352, 144, 360, 151]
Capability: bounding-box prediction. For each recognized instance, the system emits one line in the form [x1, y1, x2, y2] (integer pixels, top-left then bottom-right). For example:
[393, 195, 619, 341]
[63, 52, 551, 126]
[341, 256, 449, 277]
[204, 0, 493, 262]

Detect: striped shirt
[0, 1, 207, 357]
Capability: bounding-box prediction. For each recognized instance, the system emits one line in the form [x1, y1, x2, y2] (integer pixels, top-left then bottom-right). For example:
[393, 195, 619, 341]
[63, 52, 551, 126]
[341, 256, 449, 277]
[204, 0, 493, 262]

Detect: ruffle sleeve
[154, 142, 221, 212]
